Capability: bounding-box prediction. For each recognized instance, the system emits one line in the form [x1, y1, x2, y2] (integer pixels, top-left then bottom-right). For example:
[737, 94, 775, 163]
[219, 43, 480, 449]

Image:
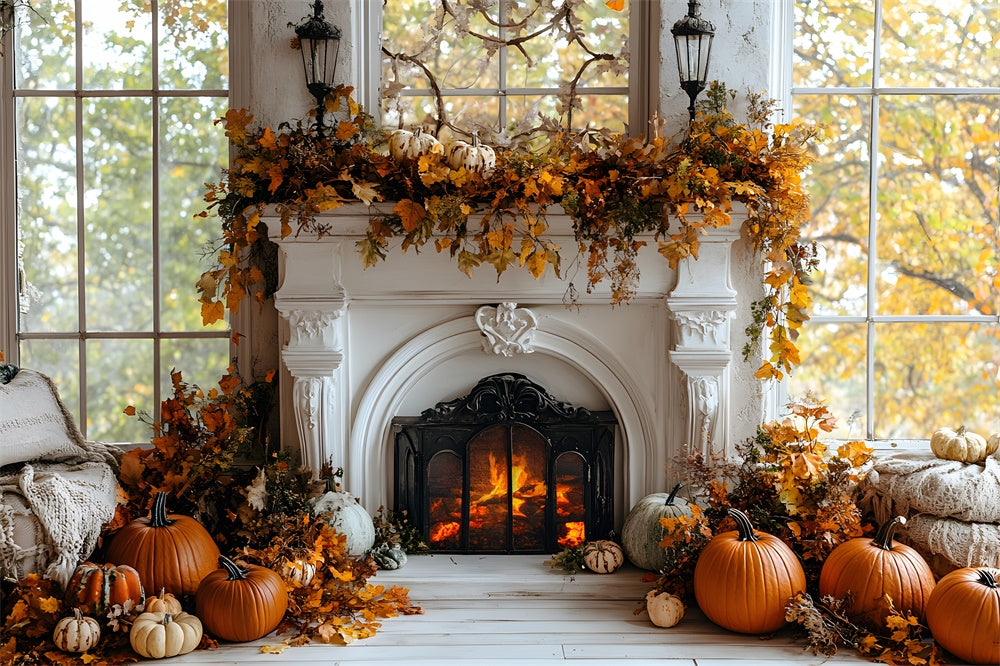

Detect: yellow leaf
[605, 0, 625, 10]
[81, 654, 98, 664]
[260, 645, 288, 654]
[394, 199, 426, 233]
[38, 596, 60, 614]
[258, 126, 276, 149]
[837, 440, 874, 468]
[526, 251, 547, 279]
[335, 121, 360, 141]
[201, 300, 227, 325]
[351, 180, 381, 205]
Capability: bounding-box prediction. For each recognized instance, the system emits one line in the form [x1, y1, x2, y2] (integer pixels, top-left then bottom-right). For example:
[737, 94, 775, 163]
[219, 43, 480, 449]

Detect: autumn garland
[198, 83, 820, 378]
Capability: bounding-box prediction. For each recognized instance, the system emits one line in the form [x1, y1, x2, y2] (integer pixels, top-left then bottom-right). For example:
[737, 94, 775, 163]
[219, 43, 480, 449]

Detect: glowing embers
[425, 423, 591, 552]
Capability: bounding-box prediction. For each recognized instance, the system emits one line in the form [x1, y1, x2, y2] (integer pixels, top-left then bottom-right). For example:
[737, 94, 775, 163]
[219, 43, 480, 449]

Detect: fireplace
[392, 374, 616, 553]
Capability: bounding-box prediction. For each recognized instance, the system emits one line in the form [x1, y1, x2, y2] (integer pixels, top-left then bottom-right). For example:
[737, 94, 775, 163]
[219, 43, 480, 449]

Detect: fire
[473, 452, 546, 518]
[430, 521, 460, 543]
[559, 521, 586, 547]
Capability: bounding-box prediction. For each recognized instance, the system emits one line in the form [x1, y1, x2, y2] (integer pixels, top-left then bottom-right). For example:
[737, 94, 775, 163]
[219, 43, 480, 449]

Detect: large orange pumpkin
[925, 567, 1000, 665]
[105, 491, 221, 596]
[195, 555, 288, 642]
[65, 561, 145, 617]
[693, 507, 806, 634]
[818, 516, 935, 629]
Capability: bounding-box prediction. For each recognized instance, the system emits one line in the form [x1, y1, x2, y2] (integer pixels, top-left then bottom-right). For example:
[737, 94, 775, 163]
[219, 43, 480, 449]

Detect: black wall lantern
[292, 1, 342, 135]
[671, 1, 716, 122]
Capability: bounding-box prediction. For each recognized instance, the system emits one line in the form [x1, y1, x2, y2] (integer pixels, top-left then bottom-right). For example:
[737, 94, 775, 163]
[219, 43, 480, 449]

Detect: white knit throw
[0, 461, 119, 588]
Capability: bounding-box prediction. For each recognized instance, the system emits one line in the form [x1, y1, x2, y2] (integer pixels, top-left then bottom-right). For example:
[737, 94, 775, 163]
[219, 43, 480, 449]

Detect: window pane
[573, 94, 627, 134]
[14, 0, 76, 89]
[787, 322, 867, 440]
[86, 338, 153, 442]
[159, 96, 230, 332]
[83, 98, 153, 332]
[19, 339, 80, 428]
[793, 1, 874, 88]
[875, 95, 1000, 316]
[796, 94, 871, 317]
[510, 4, 627, 89]
[160, 338, 231, 399]
[880, 1, 1000, 88]
[873, 323, 1000, 440]
[82, 0, 153, 90]
[159, 0, 229, 90]
[16, 97, 79, 333]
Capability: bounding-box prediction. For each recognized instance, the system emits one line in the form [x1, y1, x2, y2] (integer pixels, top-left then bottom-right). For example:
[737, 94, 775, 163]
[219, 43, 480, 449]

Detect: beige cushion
[0, 369, 90, 468]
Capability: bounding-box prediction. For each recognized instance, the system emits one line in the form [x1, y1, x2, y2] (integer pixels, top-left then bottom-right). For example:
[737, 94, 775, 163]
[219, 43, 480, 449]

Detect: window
[379, 0, 649, 143]
[787, 1, 1000, 441]
[4, 0, 232, 441]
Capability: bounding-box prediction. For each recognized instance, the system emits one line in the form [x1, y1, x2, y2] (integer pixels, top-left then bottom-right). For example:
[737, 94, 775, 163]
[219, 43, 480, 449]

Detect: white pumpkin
[444, 133, 496, 174]
[388, 127, 443, 163]
[930, 425, 992, 463]
[144, 587, 183, 615]
[53, 607, 101, 653]
[621, 483, 698, 571]
[988, 432, 1000, 459]
[582, 540, 624, 574]
[311, 489, 376, 556]
[280, 557, 318, 586]
[130, 611, 203, 659]
[645, 590, 685, 628]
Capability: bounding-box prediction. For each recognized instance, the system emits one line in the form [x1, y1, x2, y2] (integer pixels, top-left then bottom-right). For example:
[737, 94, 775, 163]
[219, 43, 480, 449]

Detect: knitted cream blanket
[864, 449, 1000, 522]
[0, 461, 119, 588]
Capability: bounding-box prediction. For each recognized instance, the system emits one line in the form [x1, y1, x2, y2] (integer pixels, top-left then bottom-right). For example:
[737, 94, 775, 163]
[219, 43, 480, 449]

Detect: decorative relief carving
[287, 309, 343, 340]
[422, 373, 594, 424]
[294, 376, 323, 430]
[475, 302, 538, 357]
[691, 375, 719, 452]
[673, 310, 730, 347]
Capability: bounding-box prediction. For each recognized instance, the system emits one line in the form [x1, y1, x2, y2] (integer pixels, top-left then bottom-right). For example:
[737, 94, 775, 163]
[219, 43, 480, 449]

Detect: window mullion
[75, 0, 88, 433]
[0, 13, 17, 362]
[152, 0, 161, 415]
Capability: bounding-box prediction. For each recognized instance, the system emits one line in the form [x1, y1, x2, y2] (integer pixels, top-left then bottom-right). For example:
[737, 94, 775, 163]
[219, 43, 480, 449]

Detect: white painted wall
[249, 1, 778, 511]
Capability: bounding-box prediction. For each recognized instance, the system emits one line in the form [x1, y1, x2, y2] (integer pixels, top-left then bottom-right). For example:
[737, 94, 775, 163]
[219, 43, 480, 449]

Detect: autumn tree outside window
[3, 0, 233, 442]
[787, 0, 1000, 442]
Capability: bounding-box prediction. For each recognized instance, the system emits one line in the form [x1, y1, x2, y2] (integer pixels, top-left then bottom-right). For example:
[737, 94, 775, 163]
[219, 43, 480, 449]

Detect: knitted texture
[895, 514, 1000, 575]
[863, 449, 1000, 522]
[0, 462, 118, 587]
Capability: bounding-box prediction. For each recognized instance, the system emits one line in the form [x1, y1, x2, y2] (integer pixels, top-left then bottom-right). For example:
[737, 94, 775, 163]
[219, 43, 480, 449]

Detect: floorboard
[165, 554, 880, 664]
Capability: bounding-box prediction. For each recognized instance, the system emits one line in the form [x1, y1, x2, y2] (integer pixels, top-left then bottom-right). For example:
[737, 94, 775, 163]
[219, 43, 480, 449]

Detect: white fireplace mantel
[270, 204, 748, 516]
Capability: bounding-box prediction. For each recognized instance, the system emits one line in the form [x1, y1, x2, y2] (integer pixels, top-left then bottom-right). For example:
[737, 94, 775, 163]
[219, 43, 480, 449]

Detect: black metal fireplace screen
[392, 373, 616, 554]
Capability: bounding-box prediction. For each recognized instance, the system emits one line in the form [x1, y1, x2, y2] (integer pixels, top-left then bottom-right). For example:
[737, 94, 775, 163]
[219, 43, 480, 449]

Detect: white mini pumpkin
[645, 590, 685, 628]
[582, 540, 624, 574]
[988, 432, 1000, 459]
[130, 611, 203, 659]
[312, 487, 376, 556]
[930, 425, 992, 463]
[144, 587, 183, 615]
[53, 608, 101, 653]
[388, 127, 443, 163]
[444, 133, 496, 174]
[280, 557, 318, 586]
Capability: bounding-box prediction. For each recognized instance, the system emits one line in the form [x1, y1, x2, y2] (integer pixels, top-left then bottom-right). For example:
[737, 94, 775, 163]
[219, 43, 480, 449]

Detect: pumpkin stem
[163, 614, 173, 624]
[956, 425, 966, 436]
[727, 507, 759, 542]
[665, 483, 684, 506]
[218, 555, 249, 581]
[148, 492, 175, 528]
[976, 569, 999, 588]
[72, 607, 83, 621]
[872, 516, 906, 551]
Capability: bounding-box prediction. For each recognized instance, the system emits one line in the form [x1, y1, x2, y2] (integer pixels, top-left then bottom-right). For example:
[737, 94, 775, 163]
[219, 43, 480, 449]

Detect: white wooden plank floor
[167, 554, 876, 665]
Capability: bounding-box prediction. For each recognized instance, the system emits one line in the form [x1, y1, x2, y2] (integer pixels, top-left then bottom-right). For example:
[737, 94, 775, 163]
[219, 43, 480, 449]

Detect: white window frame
[0, 1, 250, 439]
[356, 0, 659, 138]
[773, 0, 1000, 450]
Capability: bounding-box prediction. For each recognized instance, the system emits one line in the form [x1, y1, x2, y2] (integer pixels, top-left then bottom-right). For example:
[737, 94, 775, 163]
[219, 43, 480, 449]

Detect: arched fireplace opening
[392, 373, 616, 554]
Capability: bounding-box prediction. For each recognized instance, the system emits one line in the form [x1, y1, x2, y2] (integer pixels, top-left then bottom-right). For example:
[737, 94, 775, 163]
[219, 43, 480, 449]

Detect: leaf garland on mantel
[198, 83, 820, 378]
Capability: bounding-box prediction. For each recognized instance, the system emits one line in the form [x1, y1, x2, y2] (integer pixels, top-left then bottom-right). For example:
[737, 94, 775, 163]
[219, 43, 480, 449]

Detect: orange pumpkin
[926, 567, 1000, 665]
[65, 561, 145, 617]
[819, 516, 936, 629]
[693, 507, 806, 634]
[195, 555, 288, 642]
[105, 491, 221, 596]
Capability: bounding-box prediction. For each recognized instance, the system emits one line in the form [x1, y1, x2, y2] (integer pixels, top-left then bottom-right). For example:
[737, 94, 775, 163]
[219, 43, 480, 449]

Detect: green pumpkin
[371, 544, 408, 570]
[621, 484, 698, 571]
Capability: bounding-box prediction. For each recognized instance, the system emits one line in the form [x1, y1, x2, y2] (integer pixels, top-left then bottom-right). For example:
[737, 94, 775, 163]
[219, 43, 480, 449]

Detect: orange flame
[430, 521, 460, 543]
[559, 521, 586, 547]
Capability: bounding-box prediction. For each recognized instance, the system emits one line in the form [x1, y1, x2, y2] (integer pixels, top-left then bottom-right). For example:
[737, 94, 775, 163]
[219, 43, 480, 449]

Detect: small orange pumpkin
[819, 516, 936, 629]
[693, 507, 806, 634]
[65, 562, 145, 617]
[925, 567, 1000, 665]
[105, 491, 221, 596]
[195, 555, 288, 642]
